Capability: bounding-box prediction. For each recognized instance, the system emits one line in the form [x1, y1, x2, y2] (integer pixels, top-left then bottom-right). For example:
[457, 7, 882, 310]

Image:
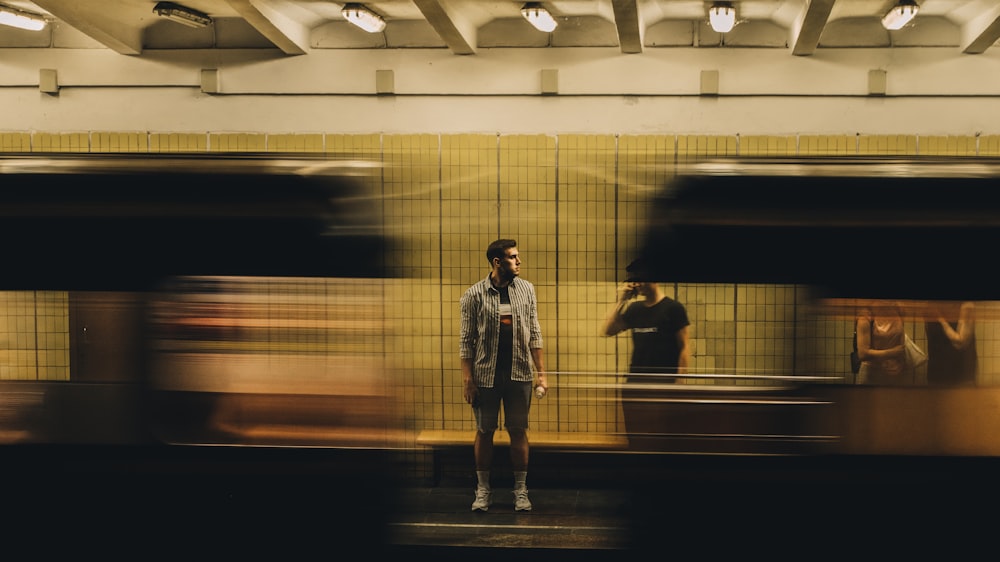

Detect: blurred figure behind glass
[925, 301, 978, 386]
[601, 258, 690, 450]
[856, 302, 913, 385]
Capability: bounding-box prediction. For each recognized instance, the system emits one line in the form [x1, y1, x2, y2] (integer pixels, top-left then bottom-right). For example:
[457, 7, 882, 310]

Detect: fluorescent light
[709, 2, 736, 33]
[342, 3, 386, 33]
[521, 3, 557, 33]
[0, 4, 46, 31]
[153, 2, 212, 28]
[882, 0, 919, 30]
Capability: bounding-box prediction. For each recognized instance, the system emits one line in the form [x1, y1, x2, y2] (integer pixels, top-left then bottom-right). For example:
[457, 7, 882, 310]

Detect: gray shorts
[474, 380, 532, 432]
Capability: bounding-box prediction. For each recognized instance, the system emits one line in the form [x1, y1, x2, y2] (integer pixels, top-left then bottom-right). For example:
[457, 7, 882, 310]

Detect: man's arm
[462, 357, 477, 404]
[459, 289, 479, 404]
[601, 283, 633, 337]
[676, 325, 690, 375]
[938, 301, 976, 350]
[531, 348, 547, 393]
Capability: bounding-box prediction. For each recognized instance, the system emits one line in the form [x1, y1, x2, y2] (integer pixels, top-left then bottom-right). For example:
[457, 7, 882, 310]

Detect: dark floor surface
[385, 454, 1000, 559]
[4, 445, 1000, 559]
[389, 485, 632, 553]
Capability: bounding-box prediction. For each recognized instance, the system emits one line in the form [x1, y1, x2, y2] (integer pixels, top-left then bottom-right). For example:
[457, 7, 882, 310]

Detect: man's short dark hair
[486, 239, 517, 263]
[625, 258, 649, 282]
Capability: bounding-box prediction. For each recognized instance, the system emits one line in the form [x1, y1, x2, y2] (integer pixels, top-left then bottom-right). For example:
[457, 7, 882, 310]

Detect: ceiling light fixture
[882, 0, 919, 30]
[708, 1, 736, 33]
[0, 4, 47, 31]
[342, 3, 386, 33]
[153, 2, 212, 28]
[521, 3, 557, 33]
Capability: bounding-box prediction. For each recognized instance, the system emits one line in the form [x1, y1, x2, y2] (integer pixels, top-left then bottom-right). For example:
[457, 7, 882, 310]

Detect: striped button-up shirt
[460, 275, 543, 388]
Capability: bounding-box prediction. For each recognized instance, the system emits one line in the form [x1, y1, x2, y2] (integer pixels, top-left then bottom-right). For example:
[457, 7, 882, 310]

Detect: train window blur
[146, 275, 403, 448]
[0, 280, 407, 446]
[6, 285, 1000, 454]
[7, 290, 994, 390]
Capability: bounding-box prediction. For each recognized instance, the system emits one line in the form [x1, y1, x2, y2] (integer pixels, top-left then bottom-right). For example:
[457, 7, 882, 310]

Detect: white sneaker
[471, 486, 492, 511]
[513, 487, 532, 511]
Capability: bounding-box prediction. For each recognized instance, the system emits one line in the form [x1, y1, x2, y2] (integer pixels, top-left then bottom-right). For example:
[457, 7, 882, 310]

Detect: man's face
[627, 280, 654, 298]
[497, 247, 520, 278]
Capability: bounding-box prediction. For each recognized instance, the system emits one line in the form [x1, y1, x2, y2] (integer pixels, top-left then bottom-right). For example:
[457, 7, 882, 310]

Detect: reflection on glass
[924, 301, 977, 386]
[817, 298, 990, 387]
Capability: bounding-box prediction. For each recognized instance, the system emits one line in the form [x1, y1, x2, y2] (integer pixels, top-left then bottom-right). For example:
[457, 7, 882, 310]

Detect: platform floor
[386, 484, 639, 562]
[385, 454, 1000, 559]
[389, 485, 631, 550]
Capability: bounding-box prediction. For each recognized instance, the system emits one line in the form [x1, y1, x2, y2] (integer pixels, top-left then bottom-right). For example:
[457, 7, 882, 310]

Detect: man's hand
[464, 379, 479, 404]
[534, 373, 548, 398]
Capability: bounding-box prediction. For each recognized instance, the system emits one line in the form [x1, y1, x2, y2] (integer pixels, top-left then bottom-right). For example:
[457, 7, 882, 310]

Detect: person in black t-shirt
[601, 258, 689, 450]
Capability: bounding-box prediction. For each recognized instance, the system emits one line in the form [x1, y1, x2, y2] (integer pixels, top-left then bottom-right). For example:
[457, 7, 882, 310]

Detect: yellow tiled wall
[2, 132, 999, 440]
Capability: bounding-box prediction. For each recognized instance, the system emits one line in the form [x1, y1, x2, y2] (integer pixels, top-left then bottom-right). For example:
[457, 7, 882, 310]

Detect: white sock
[514, 470, 527, 490]
[476, 470, 490, 489]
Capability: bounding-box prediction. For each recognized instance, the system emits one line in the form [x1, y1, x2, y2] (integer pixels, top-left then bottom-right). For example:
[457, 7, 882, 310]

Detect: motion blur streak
[147, 275, 405, 448]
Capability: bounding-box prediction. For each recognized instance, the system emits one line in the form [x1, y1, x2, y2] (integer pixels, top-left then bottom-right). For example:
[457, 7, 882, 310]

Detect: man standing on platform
[460, 238, 547, 512]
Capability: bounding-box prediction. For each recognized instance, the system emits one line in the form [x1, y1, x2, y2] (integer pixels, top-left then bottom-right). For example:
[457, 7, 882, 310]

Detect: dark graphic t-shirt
[623, 297, 689, 381]
[495, 284, 513, 384]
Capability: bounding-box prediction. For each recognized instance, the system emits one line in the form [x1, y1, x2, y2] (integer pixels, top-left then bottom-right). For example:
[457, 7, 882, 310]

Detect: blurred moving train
[0, 154, 400, 553]
[3, 153, 1000, 553]
[624, 157, 1000, 550]
[0, 153, 398, 446]
[630, 157, 1000, 456]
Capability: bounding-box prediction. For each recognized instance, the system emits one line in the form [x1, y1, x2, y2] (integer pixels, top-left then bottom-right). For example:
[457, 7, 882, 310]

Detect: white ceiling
[1, 1, 998, 57]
